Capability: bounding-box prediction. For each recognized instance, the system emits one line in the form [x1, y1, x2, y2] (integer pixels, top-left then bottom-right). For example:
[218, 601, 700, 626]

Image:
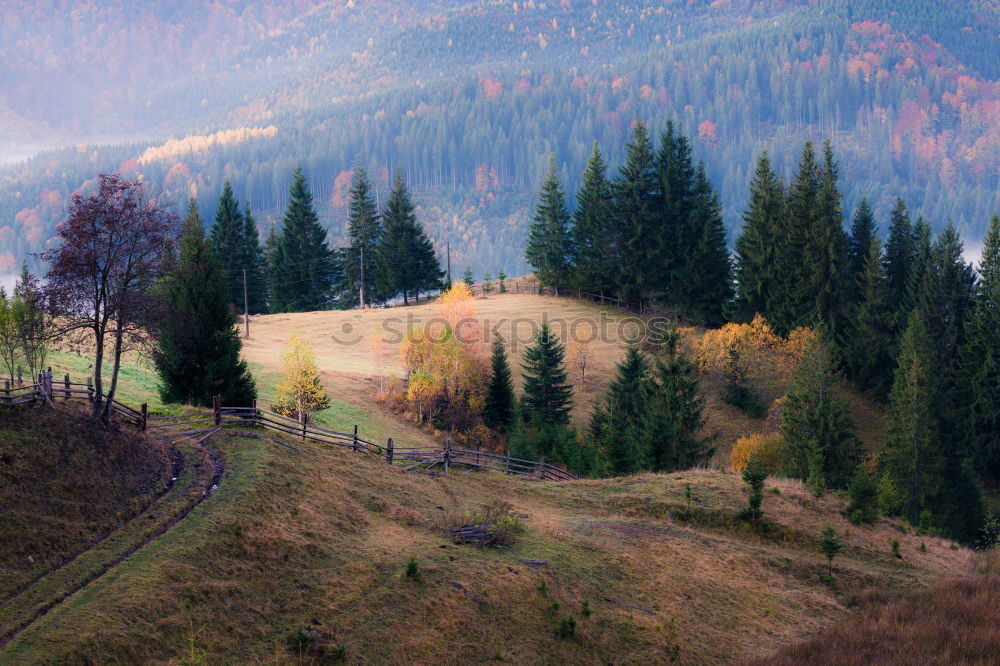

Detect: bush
[847, 466, 879, 524]
[730, 433, 789, 475]
[740, 457, 768, 522]
[891, 539, 902, 559]
[556, 615, 576, 639]
[405, 556, 421, 582]
[443, 501, 525, 547]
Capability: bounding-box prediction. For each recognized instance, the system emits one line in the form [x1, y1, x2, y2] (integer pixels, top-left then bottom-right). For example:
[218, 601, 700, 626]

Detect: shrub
[730, 433, 789, 475]
[891, 539, 902, 559]
[405, 556, 421, 582]
[740, 457, 768, 522]
[581, 600, 592, 618]
[556, 615, 576, 639]
[847, 466, 880, 524]
[444, 501, 525, 547]
[819, 524, 843, 575]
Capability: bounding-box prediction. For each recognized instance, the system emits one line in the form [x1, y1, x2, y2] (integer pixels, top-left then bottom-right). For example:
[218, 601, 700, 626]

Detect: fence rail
[0, 372, 577, 482]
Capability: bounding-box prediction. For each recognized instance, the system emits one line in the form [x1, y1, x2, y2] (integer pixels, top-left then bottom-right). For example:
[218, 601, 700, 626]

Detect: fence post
[251, 399, 258, 427]
[45, 367, 53, 398]
[444, 438, 451, 476]
[302, 412, 308, 440]
[86, 376, 94, 402]
[64, 373, 70, 400]
[353, 425, 359, 452]
[213, 395, 221, 427]
[140, 403, 148, 431]
[16, 365, 21, 386]
[386, 438, 394, 464]
[538, 454, 545, 481]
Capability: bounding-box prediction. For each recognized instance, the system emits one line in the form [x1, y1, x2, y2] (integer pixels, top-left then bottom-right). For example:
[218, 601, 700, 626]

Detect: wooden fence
[1, 373, 577, 482]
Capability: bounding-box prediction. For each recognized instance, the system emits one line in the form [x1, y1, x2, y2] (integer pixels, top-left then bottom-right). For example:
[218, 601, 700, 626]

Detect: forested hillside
[3, 0, 1000, 279]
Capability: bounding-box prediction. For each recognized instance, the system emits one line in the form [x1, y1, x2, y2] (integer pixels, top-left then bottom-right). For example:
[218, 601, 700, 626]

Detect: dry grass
[738, 575, 1000, 665]
[244, 292, 888, 466]
[0, 403, 169, 599]
[0, 427, 974, 665]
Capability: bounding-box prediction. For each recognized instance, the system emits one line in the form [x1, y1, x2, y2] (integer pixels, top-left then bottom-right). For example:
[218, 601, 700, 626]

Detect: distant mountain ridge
[2, 0, 1000, 278]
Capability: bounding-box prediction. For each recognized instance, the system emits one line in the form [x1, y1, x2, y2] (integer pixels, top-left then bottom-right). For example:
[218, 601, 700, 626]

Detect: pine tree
[572, 142, 614, 294]
[209, 180, 247, 311]
[655, 120, 697, 299]
[611, 120, 659, 304]
[883, 197, 914, 333]
[154, 198, 257, 407]
[463, 267, 474, 286]
[241, 202, 268, 314]
[377, 172, 443, 304]
[643, 329, 712, 472]
[846, 466, 879, 524]
[780, 332, 860, 489]
[735, 152, 785, 323]
[806, 139, 849, 345]
[270, 167, 339, 312]
[849, 241, 895, 401]
[597, 346, 649, 476]
[881, 312, 942, 526]
[775, 141, 822, 334]
[683, 162, 732, 325]
[846, 197, 877, 303]
[819, 525, 843, 575]
[521, 323, 573, 426]
[960, 215, 1000, 474]
[338, 167, 383, 307]
[525, 157, 572, 288]
[484, 334, 515, 432]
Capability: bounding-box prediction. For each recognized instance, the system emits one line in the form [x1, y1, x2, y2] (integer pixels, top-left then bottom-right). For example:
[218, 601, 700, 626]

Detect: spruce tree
[846, 197, 877, 303]
[881, 311, 942, 526]
[775, 141, 822, 334]
[735, 152, 785, 322]
[806, 139, 849, 345]
[154, 199, 257, 407]
[849, 241, 895, 401]
[463, 267, 474, 286]
[525, 158, 572, 288]
[611, 120, 659, 304]
[484, 335, 515, 432]
[521, 323, 573, 425]
[241, 202, 268, 314]
[270, 167, 339, 312]
[655, 120, 697, 299]
[338, 167, 382, 308]
[599, 346, 650, 476]
[883, 197, 914, 332]
[643, 329, 712, 472]
[377, 172, 443, 304]
[683, 162, 732, 325]
[572, 142, 614, 294]
[960, 215, 1000, 474]
[209, 180, 247, 311]
[780, 332, 859, 489]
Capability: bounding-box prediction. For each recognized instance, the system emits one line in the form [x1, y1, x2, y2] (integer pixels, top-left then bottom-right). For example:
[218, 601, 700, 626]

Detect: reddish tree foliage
[42, 174, 175, 422]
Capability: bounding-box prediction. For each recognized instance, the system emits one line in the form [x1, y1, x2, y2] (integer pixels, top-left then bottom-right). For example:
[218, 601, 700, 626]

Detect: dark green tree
[209, 180, 248, 311]
[682, 162, 732, 325]
[655, 120, 696, 300]
[597, 347, 650, 476]
[960, 215, 1000, 474]
[377, 172, 443, 304]
[780, 332, 860, 489]
[741, 457, 767, 523]
[572, 142, 614, 295]
[525, 157, 573, 288]
[883, 197, 914, 333]
[806, 139, 849, 345]
[269, 167, 339, 312]
[819, 525, 843, 575]
[734, 152, 785, 322]
[846, 197, 877, 303]
[463, 267, 474, 286]
[337, 167, 382, 308]
[521, 323, 573, 426]
[610, 120, 658, 304]
[484, 335, 515, 432]
[848, 241, 895, 401]
[241, 203, 268, 314]
[847, 466, 879, 524]
[154, 199, 257, 407]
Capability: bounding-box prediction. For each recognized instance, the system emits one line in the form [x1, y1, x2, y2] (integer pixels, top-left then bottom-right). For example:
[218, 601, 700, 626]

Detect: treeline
[522, 120, 1000, 545]
[204, 167, 445, 314]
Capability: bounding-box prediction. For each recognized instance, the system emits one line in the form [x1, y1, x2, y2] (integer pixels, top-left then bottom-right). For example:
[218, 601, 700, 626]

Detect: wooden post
[140, 403, 148, 431]
[64, 373, 70, 400]
[45, 367, 53, 398]
[302, 412, 308, 440]
[538, 454, 545, 481]
[444, 438, 451, 476]
[353, 425, 359, 452]
[86, 376, 94, 403]
[251, 399, 258, 427]
[386, 438, 394, 464]
[213, 395, 221, 427]
[16, 365, 21, 386]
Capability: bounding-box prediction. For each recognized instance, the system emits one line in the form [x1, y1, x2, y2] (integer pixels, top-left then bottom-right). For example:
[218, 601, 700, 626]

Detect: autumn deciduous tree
[272, 331, 330, 421]
[43, 174, 174, 422]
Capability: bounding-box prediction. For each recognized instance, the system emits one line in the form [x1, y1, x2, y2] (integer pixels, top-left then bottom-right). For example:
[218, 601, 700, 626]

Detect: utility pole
[360, 244, 366, 309]
[243, 268, 250, 339]
[446, 241, 451, 286]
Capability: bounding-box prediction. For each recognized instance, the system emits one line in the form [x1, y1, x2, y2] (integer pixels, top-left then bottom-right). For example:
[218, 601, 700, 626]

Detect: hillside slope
[0, 421, 974, 664]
